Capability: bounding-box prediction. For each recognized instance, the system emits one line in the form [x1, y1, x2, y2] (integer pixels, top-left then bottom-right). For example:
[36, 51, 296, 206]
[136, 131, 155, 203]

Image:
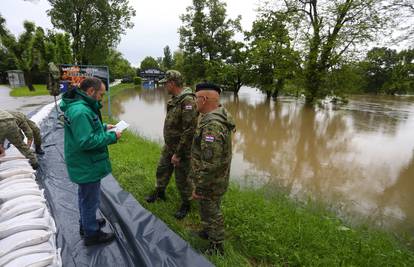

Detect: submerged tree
[267, 0, 391, 103]
[246, 10, 299, 99]
[179, 0, 242, 88]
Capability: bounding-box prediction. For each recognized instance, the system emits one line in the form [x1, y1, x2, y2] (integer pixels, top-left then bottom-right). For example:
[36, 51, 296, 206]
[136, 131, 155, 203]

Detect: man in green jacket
[60, 77, 121, 246]
[190, 83, 235, 255]
[145, 70, 198, 220]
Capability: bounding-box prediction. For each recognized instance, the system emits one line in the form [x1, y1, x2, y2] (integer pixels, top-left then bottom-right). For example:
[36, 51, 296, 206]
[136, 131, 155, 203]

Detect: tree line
[0, 0, 136, 90]
[170, 0, 414, 103]
[1, 0, 413, 102]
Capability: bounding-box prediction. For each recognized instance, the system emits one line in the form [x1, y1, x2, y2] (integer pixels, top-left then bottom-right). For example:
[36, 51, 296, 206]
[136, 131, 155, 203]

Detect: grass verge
[108, 128, 414, 266]
[108, 83, 139, 98]
[9, 84, 49, 97]
[7, 82, 138, 97]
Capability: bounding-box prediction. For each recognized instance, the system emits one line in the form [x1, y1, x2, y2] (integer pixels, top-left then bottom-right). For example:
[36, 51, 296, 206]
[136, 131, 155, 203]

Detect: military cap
[195, 82, 221, 94]
[159, 70, 183, 83]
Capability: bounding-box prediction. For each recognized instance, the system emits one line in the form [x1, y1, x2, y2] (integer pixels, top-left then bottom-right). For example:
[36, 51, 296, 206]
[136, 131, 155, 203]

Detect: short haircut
[171, 78, 183, 88]
[80, 77, 103, 92]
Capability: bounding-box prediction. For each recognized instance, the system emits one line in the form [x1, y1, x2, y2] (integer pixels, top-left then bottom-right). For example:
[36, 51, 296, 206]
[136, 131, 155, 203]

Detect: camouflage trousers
[0, 119, 38, 165]
[155, 145, 193, 201]
[18, 120, 42, 147]
[200, 197, 225, 244]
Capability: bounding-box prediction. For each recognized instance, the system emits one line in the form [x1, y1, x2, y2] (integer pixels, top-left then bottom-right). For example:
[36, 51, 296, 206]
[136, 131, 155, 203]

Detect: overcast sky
[0, 0, 260, 67]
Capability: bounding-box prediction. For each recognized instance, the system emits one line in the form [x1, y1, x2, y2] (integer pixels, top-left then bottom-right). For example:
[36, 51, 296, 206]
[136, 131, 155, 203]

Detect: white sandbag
[0, 217, 51, 239]
[0, 230, 52, 257]
[0, 241, 55, 266]
[0, 155, 26, 163]
[0, 159, 31, 170]
[0, 202, 45, 223]
[0, 183, 38, 195]
[0, 159, 30, 170]
[0, 174, 35, 185]
[3, 252, 55, 267]
[0, 178, 37, 191]
[1, 208, 45, 226]
[42, 209, 57, 234]
[0, 195, 45, 213]
[0, 169, 35, 180]
[0, 188, 42, 203]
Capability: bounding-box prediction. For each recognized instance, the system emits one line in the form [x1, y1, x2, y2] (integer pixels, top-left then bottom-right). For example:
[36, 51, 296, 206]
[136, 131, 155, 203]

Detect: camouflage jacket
[190, 106, 236, 198]
[163, 87, 198, 158]
[0, 110, 14, 122]
[7, 111, 34, 140]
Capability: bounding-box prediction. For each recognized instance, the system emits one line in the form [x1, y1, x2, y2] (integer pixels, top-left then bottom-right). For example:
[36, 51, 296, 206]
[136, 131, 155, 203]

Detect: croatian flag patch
[205, 135, 215, 142]
[185, 105, 193, 110]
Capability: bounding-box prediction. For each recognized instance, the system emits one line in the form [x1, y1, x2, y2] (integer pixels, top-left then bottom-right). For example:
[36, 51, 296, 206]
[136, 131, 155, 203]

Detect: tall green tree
[246, 11, 299, 99]
[179, 0, 241, 85]
[1, 21, 47, 91]
[47, 0, 135, 64]
[105, 49, 135, 79]
[272, 0, 390, 103]
[360, 47, 398, 94]
[172, 50, 185, 75]
[140, 56, 159, 70]
[162, 45, 173, 70]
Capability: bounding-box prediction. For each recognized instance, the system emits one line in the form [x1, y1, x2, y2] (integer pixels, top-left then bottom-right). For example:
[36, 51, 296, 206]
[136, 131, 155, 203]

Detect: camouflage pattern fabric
[159, 70, 183, 84]
[156, 87, 198, 200]
[156, 146, 193, 201]
[190, 106, 235, 243]
[8, 111, 42, 146]
[0, 119, 38, 166]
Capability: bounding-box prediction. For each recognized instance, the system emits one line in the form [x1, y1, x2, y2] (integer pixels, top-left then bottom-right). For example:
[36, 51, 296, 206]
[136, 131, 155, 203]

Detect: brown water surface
[104, 86, 414, 233]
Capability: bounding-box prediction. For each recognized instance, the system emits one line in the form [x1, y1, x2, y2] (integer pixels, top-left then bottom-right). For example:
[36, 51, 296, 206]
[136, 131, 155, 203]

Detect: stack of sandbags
[0, 148, 61, 267]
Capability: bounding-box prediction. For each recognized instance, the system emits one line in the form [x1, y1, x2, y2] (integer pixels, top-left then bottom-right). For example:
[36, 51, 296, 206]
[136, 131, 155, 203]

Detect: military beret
[195, 82, 221, 94]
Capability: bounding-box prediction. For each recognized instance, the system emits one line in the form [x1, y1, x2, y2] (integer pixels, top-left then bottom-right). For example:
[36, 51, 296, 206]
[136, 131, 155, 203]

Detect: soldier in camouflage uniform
[190, 83, 235, 255]
[0, 109, 39, 169]
[145, 70, 198, 220]
[8, 111, 45, 155]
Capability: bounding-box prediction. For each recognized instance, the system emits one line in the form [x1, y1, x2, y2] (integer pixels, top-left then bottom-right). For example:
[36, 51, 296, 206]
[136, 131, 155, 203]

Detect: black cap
[195, 82, 221, 94]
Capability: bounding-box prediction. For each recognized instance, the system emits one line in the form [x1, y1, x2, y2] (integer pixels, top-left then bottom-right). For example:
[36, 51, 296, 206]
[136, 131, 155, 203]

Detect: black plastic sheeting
[36, 107, 214, 267]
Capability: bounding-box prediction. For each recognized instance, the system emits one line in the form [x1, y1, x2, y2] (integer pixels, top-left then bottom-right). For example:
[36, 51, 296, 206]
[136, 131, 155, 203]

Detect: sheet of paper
[108, 120, 129, 132]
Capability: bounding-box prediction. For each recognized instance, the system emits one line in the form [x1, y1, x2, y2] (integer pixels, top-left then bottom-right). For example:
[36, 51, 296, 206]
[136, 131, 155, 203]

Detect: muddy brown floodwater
[103, 86, 414, 234]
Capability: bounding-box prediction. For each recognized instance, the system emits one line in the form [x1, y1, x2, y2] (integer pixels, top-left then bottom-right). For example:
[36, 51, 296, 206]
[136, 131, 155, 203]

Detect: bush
[133, 76, 142, 85]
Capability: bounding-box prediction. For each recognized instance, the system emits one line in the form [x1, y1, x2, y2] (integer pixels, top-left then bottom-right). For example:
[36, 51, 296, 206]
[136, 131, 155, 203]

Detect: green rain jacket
[60, 90, 117, 184]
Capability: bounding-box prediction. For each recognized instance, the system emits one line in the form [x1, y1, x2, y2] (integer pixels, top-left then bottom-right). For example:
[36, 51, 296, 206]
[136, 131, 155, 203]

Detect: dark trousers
[78, 180, 101, 237]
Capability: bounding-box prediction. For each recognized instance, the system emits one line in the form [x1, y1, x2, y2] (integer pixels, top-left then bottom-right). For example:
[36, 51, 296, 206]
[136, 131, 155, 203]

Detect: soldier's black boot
[145, 188, 166, 203]
[174, 201, 190, 220]
[35, 145, 45, 155]
[205, 242, 224, 255]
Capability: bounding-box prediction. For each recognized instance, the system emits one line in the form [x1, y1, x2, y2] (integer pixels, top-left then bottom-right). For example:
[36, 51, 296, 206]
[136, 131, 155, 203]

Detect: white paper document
[108, 120, 129, 132]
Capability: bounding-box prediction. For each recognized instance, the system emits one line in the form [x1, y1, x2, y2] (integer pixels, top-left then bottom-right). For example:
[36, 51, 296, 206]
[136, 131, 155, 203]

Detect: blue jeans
[78, 181, 101, 237]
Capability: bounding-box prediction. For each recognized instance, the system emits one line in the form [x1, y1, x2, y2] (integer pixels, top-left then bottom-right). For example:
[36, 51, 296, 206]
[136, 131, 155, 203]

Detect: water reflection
[105, 87, 414, 233]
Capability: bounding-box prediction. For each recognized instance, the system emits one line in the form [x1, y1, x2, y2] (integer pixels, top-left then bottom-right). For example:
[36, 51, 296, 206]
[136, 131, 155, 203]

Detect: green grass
[7, 82, 138, 97]
[108, 83, 140, 98]
[108, 128, 414, 266]
[9, 84, 49, 97]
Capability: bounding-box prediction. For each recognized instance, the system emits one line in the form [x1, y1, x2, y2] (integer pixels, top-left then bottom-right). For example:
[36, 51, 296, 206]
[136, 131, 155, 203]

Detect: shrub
[133, 76, 142, 85]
